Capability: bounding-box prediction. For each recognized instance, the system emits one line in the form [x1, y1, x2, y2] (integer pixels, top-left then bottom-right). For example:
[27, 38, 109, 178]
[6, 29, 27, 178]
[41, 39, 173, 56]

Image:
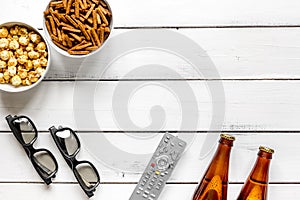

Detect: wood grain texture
[1, 81, 300, 131]
[0, 132, 297, 182]
[1, 0, 300, 27]
[0, 183, 298, 200]
[42, 28, 300, 80]
[1, 0, 300, 198]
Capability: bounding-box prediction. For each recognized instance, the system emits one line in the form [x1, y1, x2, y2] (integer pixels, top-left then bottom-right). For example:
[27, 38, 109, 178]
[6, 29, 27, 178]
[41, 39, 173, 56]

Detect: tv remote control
[129, 133, 187, 200]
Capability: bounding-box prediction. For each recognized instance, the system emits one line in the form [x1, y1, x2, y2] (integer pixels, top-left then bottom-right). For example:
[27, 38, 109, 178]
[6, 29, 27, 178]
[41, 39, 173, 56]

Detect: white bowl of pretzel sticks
[43, 0, 113, 58]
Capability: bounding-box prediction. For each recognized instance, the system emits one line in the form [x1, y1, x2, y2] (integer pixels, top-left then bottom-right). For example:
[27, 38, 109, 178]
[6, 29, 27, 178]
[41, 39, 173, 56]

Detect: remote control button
[143, 194, 148, 198]
[145, 175, 150, 179]
[157, 182, 162, 186]
[178, 142, 185, 147]
[137, 191, 141, 194]
[170, 150, 179, 161]
[150, 194, 156, 198]
[166, 135, 170, 139]
[151, 163, 156, 167]
[156, 155, 170, 171]
[164, 139, 169, 143]
[144, 190, 150, 194]
[155, 171, 160, 175]
[147, 186, 152, 190]
[155, 186, 160, 190]
[141, 182, 145, 186]
[153, 175, 158, 179]
[148, 198, 154, 200]
[170, 142, 175, 146]
[139, 187, 144, 191]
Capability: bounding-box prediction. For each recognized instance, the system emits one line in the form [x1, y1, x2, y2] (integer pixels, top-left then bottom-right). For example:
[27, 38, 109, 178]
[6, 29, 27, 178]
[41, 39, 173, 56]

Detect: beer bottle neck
[205, 139, 233, 179]
[249, 151, 272, 184]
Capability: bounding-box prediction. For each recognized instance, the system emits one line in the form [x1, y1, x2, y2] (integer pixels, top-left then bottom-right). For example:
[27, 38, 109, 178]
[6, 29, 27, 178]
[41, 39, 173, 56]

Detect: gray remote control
[129, 133, 187, 200]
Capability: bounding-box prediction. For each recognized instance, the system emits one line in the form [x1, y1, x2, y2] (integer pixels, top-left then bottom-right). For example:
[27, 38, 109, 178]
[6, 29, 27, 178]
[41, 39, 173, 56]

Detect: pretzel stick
[68, 50, 90, 55]
[91, 28, 100, 46]
[99, 0, 107, 8]
[78, 24, 90, 40]
[84, 4, 95, 19]
[96, 13, 101, 24]
[66, 0, 74, 14]
[53, 40, 69, 51]
[99, 27, 104, 44]
[83, 0, 87, 9]
[64, 34, 73, 47]
[97, 7, 108, 26]
[45, 20, 52, 35]
[47, 16, 57, 36]
[73, 42, 92, 50]
[50, 34, 60, 43]
[87, 29, 95, 46]
[62, 26, 81, 33]
[75, 0, 80, 18]
[69, 33, 82, 42]
[60, 22, 74, 29]
[50, 1, 63, 6]
[98, 4, 107, 15]
[85, 46, 98, 51]
[92, 10, 98, 29]
[65, 15, 79, 28]
[78, 0, 85, 9]
[57, 28, 62, 41]
[91, 0, 99, 4]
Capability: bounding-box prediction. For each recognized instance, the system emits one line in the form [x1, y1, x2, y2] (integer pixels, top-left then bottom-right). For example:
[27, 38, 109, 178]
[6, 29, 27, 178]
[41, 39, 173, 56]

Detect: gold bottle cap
[220, 134, 235, 141]
[259, 146, 275, 154]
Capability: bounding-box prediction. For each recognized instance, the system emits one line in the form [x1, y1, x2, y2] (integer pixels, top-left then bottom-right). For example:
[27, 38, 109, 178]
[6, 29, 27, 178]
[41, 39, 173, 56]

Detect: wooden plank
[0, 81, 300, 131]
[42, 28, 300, 80]
[0, 132, 298, 182]
[1, 0, 300, 27]
[0, 183, 298, 199]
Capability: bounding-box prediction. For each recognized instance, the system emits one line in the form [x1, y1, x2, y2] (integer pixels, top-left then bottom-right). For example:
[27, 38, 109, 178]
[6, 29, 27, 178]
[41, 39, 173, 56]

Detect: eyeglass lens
[76, 163, 99, 189]
[56, 129, 79, 156]
[33, 150, 57, 176]
[13, 117, 36, 144]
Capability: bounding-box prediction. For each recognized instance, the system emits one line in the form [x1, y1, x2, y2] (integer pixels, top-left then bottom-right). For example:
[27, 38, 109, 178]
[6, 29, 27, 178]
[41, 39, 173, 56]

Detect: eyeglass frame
[49, 126, 100, 198]
[5, 115, 58, 185]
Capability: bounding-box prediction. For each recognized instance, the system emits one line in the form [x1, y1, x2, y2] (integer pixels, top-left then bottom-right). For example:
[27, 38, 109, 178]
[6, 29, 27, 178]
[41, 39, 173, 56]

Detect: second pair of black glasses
[6, 115, 100, 197]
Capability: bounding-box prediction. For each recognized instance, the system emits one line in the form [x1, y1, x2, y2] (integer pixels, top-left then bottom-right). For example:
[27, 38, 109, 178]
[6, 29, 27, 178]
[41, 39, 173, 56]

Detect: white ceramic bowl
[0, 22, 51, 93]
[43, 0, 113, 58]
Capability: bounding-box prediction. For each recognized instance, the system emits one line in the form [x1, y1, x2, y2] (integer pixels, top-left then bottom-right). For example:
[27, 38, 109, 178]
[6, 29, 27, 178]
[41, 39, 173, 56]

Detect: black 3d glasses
[6, 115, 58, 185]
[49, 126, 100, 197]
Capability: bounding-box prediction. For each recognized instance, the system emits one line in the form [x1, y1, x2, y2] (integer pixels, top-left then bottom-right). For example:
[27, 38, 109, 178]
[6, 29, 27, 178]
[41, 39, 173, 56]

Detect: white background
[0, 0, 300, 199]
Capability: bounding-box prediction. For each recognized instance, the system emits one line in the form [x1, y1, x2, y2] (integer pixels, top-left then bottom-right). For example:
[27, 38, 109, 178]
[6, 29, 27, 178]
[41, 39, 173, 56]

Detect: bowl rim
[43, 0, 114, 58]
[0, 21, 51, 93]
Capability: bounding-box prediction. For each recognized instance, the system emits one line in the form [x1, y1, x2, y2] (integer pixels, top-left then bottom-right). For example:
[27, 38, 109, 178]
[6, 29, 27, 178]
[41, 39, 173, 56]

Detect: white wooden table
[0, 0, 300, 199]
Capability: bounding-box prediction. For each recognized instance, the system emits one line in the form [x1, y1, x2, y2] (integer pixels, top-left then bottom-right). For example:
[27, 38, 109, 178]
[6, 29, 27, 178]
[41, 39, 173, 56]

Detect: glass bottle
[192, 134, 235, 200]
[236, 146, 274, 200]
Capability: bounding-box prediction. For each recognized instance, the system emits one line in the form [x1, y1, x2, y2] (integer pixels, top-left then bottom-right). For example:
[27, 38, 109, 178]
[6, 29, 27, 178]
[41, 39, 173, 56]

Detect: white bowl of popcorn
[0, 22, 50, 92]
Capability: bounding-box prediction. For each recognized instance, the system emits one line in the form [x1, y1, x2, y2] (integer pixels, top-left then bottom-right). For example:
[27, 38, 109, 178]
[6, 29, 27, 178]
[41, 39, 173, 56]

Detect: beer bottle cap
[259, 146, 275, 154]
[220, 134, 235, 141]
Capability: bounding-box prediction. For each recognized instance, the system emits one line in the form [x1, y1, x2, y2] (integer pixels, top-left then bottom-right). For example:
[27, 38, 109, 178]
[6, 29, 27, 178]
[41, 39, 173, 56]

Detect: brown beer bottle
[236, 146, 274, 200]
[192, 134, 235, 200]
